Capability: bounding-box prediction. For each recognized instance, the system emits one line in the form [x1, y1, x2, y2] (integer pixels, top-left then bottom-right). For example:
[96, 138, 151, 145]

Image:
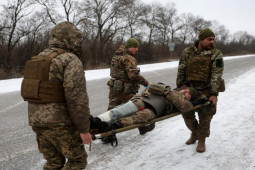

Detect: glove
[144, 84, 150, 88]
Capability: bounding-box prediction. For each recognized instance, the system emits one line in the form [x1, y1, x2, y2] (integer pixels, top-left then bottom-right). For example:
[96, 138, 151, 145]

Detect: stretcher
[91, 101, 211, 147]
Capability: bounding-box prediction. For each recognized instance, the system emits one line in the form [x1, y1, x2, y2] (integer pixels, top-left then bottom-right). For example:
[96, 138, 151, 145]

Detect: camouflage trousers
[32, 126, 88, 170]
[117, 108, 156, 126]
[182, 104, 216, 138]
[181, 88, 217, 139]
[107, 87, 135, 110]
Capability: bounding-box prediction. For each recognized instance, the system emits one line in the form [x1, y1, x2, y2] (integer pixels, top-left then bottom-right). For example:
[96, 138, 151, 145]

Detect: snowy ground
[0, 54, 255, 170]
[85, 64, 255, 170]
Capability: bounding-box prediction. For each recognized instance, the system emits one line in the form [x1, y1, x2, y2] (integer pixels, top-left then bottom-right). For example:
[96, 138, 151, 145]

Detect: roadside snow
[0, 54, 254, 94]
[85, 66, 255, 170]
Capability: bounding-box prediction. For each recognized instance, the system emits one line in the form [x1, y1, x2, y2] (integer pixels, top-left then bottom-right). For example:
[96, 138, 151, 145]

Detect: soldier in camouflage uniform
[104, 38, 150, 137]
[176, 28, 224, 153]
[107, 38, 149, 110]
[21, 22, 92, 169]
[91, 82, 198, 134]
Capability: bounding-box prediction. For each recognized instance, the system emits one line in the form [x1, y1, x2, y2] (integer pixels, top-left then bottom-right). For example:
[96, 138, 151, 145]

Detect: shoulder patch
[216, 59, 223, 68]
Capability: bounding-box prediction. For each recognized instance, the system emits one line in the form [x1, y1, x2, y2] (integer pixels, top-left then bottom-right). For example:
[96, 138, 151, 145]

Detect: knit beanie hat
[125, 38, 139, 48]
[187, 87, 198, 101]
[198, 28, 215, 41]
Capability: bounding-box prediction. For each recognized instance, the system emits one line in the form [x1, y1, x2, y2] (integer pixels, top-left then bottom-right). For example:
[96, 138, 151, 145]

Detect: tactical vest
[141, 82, 173, 117]
[148, 82, 171, 96]
[186, 54, 211, 85]
[21, 49, 66, 104]
[110, 54, 128, 79]
[142, 94, 168, 117]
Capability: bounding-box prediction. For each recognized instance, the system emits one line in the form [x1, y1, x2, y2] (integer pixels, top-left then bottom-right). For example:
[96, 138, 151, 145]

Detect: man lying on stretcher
[90, 82, 204, 136]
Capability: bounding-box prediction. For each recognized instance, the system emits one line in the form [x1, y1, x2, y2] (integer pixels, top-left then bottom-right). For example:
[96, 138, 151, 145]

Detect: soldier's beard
[203, 44, 214, 50]
[208, 43, 214, 49]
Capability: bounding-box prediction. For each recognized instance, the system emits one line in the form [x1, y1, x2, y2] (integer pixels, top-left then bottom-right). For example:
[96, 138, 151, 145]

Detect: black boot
[138, 123, 156, 135]
[101, 136, 114, 144]
[89, 115, 97, 129]
[111, 121, 122, 129]
[101, 121, 122, 144]
[89, 115, 111, 133]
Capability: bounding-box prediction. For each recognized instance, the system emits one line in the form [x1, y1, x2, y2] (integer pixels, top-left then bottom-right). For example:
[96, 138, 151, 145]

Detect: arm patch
[216, 59, 223, 68]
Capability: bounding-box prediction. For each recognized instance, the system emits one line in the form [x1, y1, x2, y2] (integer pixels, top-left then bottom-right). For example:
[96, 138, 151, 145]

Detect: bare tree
[124, 0, 147, 38]
[0, 19, 8, 48]
[0, 0, 34, 69]
[152, 3, 181, 58]
[23, 11, 50, 57]
[154, 3, 181, 44]
[35, 0, 82, 25]
[177, 13, 195, 45]
[140, 4, 157, 45]
[0, 19, 8, 66]
[79, 0, 134, 64]
[60, 0, 89, 26]
[61, 0, 74, 22]
[210, 21, 230, 44]
[190, 16, 212, 40]
[34, 0, 92, 28]
[34, 0, 60, 24]
[232, 31, 254, 45]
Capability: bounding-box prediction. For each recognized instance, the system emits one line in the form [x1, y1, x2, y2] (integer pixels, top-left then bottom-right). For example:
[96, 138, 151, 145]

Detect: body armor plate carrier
[186, 55, 211, 83]
[21, 49, 66, 104]
[141, 94, 167, 117]
[110, 55, 127, 79]
[142, 82, 173, 117]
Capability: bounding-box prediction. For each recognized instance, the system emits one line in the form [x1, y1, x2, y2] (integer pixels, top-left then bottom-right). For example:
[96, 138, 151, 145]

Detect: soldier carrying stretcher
[89, 82, 206, 140]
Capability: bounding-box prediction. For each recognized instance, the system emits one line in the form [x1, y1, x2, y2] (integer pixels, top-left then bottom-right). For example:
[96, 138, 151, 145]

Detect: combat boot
[138, 123, 155, 135]
[89, 115, 111, 133]
[101, 135, 114, 144]
[185, 132, 197, 145]
[196, 138, 206, 153]
[111, 121, 122, 129]
[101, 121, 122, 144]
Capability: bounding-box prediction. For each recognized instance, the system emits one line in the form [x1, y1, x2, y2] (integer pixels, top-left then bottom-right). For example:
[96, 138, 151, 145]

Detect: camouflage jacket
[176, 43, 224, 95]
[165, 90, 193, 113]
[110, 45, 149, 86]
[28, 48, 90, 133]
[28, 22, 90, 133]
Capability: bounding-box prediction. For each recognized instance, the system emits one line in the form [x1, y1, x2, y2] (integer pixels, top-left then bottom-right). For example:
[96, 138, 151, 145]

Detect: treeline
[0, 0, 255, 79]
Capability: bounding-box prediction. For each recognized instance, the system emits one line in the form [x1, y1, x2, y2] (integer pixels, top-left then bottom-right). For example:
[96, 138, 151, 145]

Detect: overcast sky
[142, 0, 255, 36]
[0, 0, 254, 37]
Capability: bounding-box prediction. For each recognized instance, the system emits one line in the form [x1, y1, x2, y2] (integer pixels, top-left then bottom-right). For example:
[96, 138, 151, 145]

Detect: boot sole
[186, 141, 197, 145]
[196, 149, 205, 153]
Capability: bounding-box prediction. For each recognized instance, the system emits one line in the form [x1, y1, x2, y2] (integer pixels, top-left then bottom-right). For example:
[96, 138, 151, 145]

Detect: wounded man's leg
[97, 101, 138, 123]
